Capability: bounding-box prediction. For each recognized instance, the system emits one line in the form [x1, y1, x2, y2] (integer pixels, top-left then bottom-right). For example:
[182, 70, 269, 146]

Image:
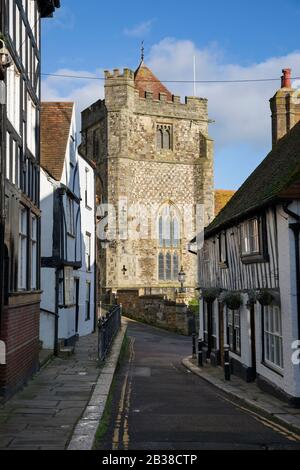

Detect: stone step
[58, 346, 75, 358]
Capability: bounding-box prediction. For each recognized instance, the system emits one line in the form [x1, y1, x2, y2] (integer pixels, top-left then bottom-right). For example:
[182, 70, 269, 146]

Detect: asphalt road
[99, 320, 300, 450]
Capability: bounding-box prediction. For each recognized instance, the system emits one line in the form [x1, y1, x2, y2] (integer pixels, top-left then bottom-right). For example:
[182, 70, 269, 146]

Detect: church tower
[80, 57, 214, 300]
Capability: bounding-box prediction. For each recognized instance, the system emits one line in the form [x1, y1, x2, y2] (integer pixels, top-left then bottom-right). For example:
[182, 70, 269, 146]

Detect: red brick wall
[0, 295, 40, 400]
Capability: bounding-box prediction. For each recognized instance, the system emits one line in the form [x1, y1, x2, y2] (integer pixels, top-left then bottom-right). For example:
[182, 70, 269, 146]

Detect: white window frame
[240, 218, 260, 255]
[66, 196, 75, 236]
[263, 306, 283, 372]
[64, 267, 75, 307]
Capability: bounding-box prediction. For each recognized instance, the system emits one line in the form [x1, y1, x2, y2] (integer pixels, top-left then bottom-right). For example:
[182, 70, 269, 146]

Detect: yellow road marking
[112, 337, 135, 450]
[220, 395, 300, 443]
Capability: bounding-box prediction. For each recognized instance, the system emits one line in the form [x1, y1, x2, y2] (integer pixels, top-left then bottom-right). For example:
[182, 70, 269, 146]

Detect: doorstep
[182, 356, 300, 436]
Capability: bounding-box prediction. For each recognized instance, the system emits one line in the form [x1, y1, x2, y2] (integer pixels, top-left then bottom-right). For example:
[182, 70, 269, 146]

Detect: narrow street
[98, 320, 300, 451]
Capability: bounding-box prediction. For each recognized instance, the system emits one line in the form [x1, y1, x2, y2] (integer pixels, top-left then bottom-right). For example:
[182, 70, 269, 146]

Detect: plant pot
[257, 290, 274, 306]
[223, 292, 243, 310]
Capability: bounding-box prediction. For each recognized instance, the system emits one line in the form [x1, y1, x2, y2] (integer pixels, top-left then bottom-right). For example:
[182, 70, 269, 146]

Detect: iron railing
[98, 305, 121, 361]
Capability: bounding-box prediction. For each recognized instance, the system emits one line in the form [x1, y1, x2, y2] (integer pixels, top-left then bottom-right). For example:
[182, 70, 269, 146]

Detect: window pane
[166, 252, 171, 280]
[173, 253, 179, 280]
[158, 253, 164, 280]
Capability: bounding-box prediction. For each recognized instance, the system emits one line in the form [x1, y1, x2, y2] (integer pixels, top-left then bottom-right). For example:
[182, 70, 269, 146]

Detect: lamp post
[178, 266, 186, 294]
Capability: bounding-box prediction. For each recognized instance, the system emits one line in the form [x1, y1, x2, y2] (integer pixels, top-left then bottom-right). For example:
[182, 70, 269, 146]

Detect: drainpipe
[0, 3, 6, 329]
[283, 204, 300, 342]
[54, 268, 60, 356]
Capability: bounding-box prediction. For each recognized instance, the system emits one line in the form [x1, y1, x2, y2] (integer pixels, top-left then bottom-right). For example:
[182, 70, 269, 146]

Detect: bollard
[198, 337, 203, 367]
[192, 333, 196, 359]
[224, 344, 231, 381]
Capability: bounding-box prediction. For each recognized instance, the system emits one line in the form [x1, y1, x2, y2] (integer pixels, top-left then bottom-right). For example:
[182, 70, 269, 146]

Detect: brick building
[80, 58, 214, 301]
[0, 0, 60, 400]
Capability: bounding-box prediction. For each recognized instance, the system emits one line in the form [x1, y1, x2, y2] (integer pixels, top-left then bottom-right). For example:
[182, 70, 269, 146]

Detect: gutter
[283, 203, 300, 342]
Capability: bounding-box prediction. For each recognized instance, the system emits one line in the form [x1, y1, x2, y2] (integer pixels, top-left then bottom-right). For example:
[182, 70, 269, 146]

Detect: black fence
[98, 305, 122, 361]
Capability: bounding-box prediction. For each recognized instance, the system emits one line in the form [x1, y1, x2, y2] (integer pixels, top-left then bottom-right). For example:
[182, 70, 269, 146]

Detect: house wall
[198, 203, 300, 402]
[77, 155, 96, 337]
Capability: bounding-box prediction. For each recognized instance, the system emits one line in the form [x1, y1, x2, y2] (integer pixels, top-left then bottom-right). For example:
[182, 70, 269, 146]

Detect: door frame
[75, 277, 80, 335]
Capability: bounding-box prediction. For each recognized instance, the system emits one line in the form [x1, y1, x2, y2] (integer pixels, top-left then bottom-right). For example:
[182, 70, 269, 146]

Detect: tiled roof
[215, 190, 235, 216]
[134, 61, 173, 101]
[41, 102, 74, 181]
[206, 121, 300, 237]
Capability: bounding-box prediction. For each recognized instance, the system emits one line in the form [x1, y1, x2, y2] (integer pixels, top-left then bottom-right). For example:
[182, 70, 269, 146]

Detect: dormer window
[156, 124, 172, 151]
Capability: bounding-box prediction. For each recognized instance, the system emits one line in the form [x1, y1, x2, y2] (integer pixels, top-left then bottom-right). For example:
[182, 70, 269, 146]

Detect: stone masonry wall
[117, 289, 197, 336]
[81, 67, 214, 297]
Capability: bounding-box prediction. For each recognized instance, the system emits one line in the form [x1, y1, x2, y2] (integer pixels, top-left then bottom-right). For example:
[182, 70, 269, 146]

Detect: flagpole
[193, 55, 196, 96]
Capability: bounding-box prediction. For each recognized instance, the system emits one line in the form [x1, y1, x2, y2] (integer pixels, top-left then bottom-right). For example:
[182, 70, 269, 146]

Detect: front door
[75, 278, 80, 335]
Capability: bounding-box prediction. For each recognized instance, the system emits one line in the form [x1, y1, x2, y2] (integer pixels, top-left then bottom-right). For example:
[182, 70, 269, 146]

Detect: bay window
[18, 206, 28, 290]
[31, 214, 37, 289]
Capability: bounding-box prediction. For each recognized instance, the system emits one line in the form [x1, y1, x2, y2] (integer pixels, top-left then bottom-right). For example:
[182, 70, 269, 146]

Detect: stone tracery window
[156, 124, 172, 151]
[158, 204, 181, 281]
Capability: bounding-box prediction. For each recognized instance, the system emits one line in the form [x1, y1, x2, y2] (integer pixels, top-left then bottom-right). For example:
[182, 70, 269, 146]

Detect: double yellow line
[220, 395, 300, 443]
[112, 337, 135, 450]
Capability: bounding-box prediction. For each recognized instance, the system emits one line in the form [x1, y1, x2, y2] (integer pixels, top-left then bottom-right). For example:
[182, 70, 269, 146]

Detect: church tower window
[157, 124, 172, 151]
[157, 204, 181, 281]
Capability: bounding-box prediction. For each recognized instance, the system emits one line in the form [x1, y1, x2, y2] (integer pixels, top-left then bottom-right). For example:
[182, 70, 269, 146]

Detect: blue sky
[41, 0, 300, 189]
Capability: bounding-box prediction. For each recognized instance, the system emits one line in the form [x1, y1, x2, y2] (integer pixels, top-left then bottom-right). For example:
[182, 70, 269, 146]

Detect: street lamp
[178, 266, 186, 293]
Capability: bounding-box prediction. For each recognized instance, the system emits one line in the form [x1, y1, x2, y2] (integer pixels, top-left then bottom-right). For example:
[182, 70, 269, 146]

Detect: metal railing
[98, 304, 122, 361]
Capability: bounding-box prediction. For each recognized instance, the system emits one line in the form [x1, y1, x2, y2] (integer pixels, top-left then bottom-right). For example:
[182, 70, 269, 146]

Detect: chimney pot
[281, 68, 292, 88]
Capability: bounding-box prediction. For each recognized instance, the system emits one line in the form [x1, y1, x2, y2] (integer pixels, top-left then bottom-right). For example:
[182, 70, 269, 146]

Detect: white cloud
[124, 19, 154, 37]
[41, 69, 104, 135]
[147, 38, 300, 152]
[41, 39, 300, 165]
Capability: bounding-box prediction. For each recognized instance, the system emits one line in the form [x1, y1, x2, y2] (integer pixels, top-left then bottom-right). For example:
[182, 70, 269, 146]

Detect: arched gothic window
[156, 128, 163, 150]
[157, 124, 172, 151]
[157, 204, 181, 281]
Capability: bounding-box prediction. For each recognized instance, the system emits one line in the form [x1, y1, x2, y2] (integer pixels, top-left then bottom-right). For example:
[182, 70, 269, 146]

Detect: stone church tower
[80, 59, 214, 300]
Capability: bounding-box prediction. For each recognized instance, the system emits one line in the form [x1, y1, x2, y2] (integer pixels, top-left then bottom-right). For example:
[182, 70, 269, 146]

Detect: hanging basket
[222, 292, 243, 310]
[201, 288, 222, 303]
[256, 289, 274, 306]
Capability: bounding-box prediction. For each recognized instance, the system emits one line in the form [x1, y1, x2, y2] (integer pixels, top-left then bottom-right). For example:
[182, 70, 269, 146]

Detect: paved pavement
[98, 320, 300, 450]
[0, 333, 100, 450]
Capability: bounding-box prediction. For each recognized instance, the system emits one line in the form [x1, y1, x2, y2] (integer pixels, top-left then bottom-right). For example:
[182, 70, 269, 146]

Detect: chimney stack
[281, 68, 292, 89]
[270, 68, 300, 147]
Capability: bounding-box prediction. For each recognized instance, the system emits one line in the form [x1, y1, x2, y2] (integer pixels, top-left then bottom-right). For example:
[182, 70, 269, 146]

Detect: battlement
[104, 68, 135, 81]
[81, 99, 106, 130]
[135, 88, 207, 110]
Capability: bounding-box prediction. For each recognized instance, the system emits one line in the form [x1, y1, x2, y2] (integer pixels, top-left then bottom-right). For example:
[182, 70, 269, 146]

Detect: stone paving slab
[0, 332, 101, 450]
[183, 356, 300, 436]
[67, 321, 128, 450]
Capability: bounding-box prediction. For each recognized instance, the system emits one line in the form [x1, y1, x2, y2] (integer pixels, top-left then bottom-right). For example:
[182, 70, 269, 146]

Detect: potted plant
[201, 287, 222, 303]
[222, 291, 243, 310]
[257, 289, 274, 306]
